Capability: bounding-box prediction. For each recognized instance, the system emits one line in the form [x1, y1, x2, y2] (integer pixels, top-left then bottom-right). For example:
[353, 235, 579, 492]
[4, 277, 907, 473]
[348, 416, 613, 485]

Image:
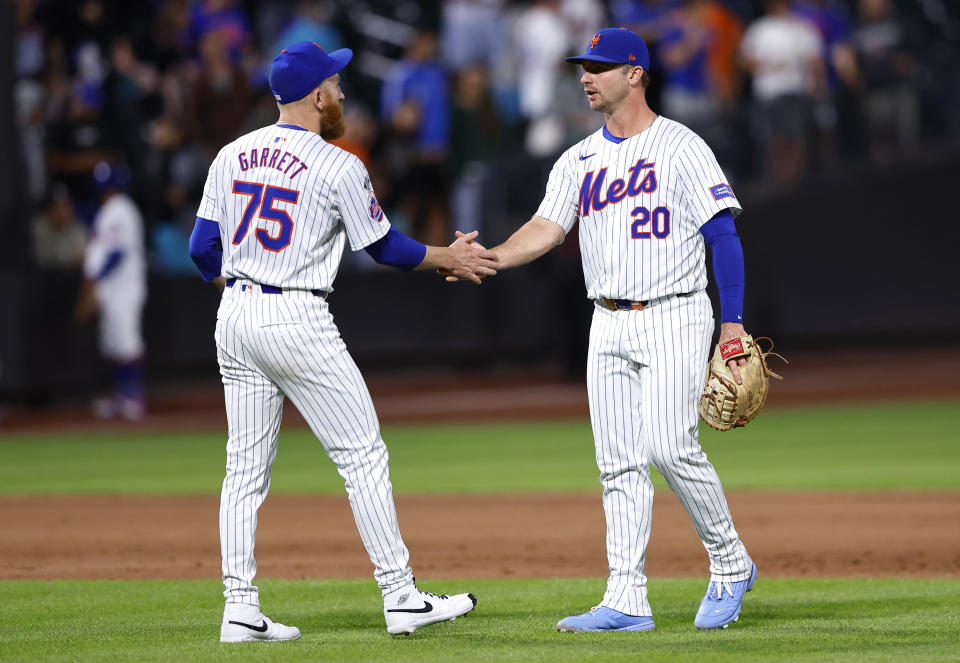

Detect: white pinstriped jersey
[197, 124, 390, 292]
[84, 193, 146, 300]
[535, 116, 741, 302]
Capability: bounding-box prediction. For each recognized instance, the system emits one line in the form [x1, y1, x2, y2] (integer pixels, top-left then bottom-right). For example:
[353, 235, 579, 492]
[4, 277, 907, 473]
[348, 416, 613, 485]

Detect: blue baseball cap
[566, 28, 650, 71]
[269, 41, 353, 104]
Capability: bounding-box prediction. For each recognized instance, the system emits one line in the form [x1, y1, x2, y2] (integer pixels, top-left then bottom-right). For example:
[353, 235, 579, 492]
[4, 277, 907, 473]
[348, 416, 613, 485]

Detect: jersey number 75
[232, 180, 300, 252]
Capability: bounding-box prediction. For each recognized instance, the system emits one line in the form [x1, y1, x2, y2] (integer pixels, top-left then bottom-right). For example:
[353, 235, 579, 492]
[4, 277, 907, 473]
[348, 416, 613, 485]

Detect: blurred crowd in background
[14, 0, 960, 277]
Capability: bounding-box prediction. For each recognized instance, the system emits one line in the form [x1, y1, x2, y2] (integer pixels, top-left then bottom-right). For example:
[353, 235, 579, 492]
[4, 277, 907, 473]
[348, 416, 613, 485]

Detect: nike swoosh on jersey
[579, 153, 596, 161]
[386, 600, 434, 614]
[228, 620, 269, 632]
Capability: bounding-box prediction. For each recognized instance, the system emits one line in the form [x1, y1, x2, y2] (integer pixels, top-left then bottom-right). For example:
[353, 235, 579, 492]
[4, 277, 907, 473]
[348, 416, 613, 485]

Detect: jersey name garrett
[237, 147, 309, 179]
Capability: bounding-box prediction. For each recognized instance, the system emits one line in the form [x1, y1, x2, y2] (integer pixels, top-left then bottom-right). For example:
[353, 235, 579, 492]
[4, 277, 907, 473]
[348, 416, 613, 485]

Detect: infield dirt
[2, 491, 957, 581]
[3, 349, 958, 583]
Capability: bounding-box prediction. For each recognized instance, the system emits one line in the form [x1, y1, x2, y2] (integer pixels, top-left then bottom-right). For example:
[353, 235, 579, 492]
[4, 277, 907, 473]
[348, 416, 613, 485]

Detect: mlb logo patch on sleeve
[710, 183, 734, 201]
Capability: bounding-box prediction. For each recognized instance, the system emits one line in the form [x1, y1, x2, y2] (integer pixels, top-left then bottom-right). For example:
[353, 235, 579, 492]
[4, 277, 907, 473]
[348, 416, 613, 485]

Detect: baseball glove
[698, 335, 786, 431]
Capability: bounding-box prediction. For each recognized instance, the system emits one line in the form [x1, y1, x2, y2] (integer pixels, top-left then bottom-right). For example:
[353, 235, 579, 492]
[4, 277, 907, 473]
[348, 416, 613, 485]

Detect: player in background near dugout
[188, 41, 494, 643]
[447, 27, 757, 632]
[76, 162, 147, 421]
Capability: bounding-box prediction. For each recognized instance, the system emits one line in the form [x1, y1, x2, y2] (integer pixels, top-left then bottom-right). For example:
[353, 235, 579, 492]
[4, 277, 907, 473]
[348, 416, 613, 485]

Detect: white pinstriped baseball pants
[215, 284, 413, 608]
[588, 290, 752, 617]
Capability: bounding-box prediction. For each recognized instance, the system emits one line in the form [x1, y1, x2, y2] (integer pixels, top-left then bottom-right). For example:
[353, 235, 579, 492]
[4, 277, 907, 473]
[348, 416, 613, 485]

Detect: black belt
[226, 278, 328, 298]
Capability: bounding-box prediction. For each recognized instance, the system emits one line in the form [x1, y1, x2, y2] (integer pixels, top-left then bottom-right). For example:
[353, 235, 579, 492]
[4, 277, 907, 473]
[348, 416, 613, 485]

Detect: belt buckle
[615, 299, 633, 310]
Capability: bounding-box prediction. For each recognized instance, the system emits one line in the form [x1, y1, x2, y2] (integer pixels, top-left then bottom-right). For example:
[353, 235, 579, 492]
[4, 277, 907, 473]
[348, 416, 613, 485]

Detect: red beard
[320, 101, 345, 140]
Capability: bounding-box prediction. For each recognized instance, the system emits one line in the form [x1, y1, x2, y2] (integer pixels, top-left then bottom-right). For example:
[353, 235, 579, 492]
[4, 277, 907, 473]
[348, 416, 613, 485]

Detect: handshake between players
[441, 214, 568, 285]
[435, 230, 499, 284]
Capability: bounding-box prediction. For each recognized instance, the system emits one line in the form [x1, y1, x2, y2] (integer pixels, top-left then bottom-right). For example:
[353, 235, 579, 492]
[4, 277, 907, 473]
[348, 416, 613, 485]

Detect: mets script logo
[579, 158, 658, 218]
[368, 191, 384, 222]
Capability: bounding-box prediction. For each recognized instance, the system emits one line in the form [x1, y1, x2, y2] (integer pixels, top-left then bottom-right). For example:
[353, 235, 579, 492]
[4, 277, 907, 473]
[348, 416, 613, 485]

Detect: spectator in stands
[68, 0, 114, 59]
[792, 0, 860, 168]
[609, 0, 675, 46]
[380, 31, 451, 245]
[609, 0, 676, 110]
[851, 0, 920, 163]
[659, 0, 722, 143]
[269, 1, 343, 60]
[16, 80, 47, 205]
[441, 0, 504, 71]
[170, 28, 254, 232]
[740, 0, 825, 187]
[185, 30, 253, 156]
[103, 37, 159, 178]
[45, 72, 117, 211]
[512, 0, 570, 156]
[31, 183, 88, 270]
[14, 0, 45, 80]
[138, 0, 191, 74]
[449, 64, 507, 236]
[188, 0, 253, 62]
[562, 0, 605, 51]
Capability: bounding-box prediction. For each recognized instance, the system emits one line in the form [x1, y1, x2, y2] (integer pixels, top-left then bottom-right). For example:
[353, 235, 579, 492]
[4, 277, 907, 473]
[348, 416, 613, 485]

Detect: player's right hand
[443, 230, 499, 284]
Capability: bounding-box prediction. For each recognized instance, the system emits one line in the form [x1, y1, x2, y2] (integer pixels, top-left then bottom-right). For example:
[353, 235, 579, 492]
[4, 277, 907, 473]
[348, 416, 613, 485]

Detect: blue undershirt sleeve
[699, 210, 744, 324]
[188, 216, 223, 282]
[95, 250, 123, 280]
[364, 226, 427, 272]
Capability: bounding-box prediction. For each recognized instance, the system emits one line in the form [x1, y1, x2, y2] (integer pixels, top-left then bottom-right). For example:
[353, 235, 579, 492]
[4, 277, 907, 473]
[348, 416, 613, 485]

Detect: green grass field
[2, 399, 959, 661]
[0, 401, 957, 494]
[2, 578, 958, 662]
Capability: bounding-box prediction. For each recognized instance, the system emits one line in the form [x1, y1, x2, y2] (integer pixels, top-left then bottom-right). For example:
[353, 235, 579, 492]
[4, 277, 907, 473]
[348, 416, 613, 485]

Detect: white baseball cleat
[383, 585, 478, 635]
[220, 613, 301, 643]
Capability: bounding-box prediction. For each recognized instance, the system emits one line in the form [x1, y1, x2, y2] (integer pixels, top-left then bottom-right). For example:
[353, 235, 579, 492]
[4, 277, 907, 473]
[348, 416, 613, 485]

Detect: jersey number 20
[630, 206, 670, 239]
[232, 180, 300, 252]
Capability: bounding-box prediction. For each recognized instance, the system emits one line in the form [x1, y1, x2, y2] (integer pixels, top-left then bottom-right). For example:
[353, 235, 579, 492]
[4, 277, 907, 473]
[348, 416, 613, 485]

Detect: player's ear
[313, 86, 324, 111]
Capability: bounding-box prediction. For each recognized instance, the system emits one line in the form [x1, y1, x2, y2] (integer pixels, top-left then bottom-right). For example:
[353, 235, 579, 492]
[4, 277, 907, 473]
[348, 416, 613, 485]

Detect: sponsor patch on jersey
[720, 338, 746, 360]
[368, 191, 384, 223]
[710, 183, 734, 201]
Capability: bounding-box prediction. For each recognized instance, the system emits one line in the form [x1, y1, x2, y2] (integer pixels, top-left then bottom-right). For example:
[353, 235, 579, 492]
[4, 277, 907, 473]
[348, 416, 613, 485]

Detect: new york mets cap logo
[566, 27, 650, 71]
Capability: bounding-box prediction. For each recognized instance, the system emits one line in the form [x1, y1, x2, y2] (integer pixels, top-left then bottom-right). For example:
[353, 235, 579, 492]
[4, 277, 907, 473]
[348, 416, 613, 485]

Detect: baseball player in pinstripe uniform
[77, 163, 147, 421]
[453, 28, 757, 631]
[189, 42, 492, 642]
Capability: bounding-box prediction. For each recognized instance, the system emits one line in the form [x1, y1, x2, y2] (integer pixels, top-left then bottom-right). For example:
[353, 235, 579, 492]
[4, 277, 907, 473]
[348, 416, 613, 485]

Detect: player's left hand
[718, 322, 748, 384]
